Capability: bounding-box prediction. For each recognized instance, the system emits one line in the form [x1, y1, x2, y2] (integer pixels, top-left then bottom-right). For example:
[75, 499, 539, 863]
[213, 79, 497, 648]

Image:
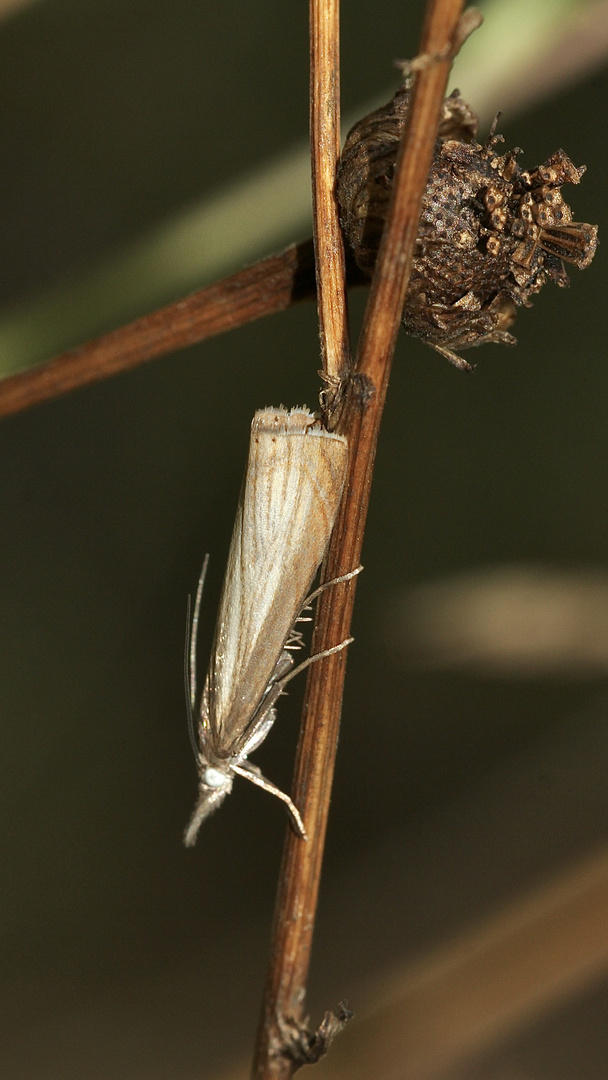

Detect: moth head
[202, 764, 232, 791]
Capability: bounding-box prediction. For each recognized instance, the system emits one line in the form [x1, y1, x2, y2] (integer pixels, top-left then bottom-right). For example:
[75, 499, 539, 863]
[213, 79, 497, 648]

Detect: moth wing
[205, 408, 347, 756]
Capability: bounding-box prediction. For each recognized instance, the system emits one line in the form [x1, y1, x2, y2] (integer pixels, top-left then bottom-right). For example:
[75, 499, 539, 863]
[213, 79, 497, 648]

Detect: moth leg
[242, 635, 354, 747]
[301, 564, 363, 612]
[231, 760, 307, 840]
[276, 634, 354, 692]
[239, 707, 277, 758]
[236, 622, 357, 766]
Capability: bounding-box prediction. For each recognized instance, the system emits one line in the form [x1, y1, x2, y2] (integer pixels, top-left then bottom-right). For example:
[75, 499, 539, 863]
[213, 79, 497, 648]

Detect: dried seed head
[336, 84, 598, 370]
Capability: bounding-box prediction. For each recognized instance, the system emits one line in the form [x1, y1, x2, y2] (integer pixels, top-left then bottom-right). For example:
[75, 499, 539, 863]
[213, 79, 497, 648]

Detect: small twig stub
[275, 1003, 354, 1071]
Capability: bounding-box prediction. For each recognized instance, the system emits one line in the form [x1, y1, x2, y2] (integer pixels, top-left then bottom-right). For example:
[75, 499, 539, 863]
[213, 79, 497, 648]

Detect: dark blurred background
[1, 2, 607, 1078]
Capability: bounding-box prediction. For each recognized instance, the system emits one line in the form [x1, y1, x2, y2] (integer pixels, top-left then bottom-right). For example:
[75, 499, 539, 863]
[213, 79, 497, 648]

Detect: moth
[184, 406, 357, 846]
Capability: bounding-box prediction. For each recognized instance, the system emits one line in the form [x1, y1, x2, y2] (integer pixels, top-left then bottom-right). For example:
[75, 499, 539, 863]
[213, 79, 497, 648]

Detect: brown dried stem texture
[0, 242, 322, 420]
[250, 2, 466, 1078]
[309, 0, 351, 385]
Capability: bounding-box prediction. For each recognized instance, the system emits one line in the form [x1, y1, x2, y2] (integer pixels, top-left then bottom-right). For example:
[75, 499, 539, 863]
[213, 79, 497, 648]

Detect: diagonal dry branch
[0, 242, 309, 420]
[0, 243, 369, 422]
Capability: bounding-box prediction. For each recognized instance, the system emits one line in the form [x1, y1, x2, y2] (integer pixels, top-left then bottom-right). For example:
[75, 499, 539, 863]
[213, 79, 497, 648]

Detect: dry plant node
[397, 6, 483, 75]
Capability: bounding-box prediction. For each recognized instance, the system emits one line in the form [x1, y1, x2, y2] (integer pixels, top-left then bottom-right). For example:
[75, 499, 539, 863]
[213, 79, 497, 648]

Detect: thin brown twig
[251, 2, 467, 1078]
[0, 244, 367, 422]
[0, 241, 317, 421]
[309, 0, 351, 388]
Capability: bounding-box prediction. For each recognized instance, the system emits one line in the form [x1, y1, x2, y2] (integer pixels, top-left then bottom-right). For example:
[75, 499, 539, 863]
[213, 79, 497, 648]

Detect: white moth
[184, 406, 355, 847]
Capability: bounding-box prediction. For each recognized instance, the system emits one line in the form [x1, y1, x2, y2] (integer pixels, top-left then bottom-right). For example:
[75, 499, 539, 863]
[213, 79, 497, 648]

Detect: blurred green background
[1, 2, 608, 1079]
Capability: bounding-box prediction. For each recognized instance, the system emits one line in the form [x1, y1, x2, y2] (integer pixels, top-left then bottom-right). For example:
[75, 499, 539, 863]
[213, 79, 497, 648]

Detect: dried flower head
[336, 84, 598, 370]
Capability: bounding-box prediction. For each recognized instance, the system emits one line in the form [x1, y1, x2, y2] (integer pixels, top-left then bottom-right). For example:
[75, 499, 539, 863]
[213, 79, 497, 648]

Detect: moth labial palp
[184, 406, 361, 847]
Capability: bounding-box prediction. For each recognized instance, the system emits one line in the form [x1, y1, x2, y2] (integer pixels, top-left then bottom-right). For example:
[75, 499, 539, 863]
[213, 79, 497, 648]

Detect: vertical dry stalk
[251, 1, 467, 1079]
[309, 0, 351, 387]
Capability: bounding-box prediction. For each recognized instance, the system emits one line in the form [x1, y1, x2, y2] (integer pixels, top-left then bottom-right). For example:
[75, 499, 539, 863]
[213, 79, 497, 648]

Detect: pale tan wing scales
[204, 407, 347, 756]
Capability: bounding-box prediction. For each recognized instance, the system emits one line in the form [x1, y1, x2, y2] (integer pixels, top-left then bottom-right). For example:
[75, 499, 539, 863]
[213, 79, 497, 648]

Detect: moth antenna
[190, 554, 210, 712]
[184, 597, 199, 760]
[186, 554, 210, 759]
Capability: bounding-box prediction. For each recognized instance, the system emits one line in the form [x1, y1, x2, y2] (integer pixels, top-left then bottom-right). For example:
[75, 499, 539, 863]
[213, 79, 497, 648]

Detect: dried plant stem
[357, 1, 478, 390]
[0, 247, 368, 422]
[309, 0, 351, 384]
[0, 241, 319, 420]
[251, 2, 466, 1079]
